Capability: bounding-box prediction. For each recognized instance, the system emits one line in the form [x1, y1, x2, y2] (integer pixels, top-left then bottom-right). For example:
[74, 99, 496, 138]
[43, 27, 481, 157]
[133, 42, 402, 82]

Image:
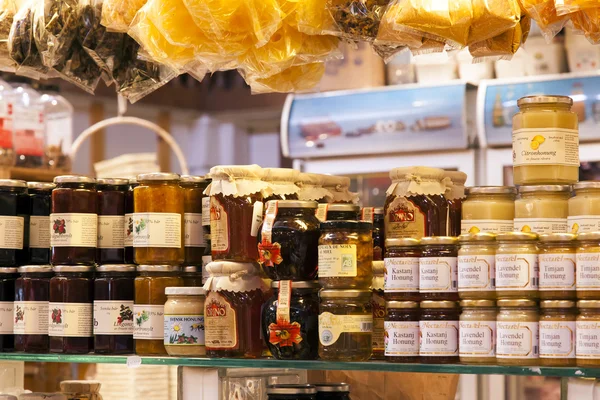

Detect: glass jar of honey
[181, 175, 209, 267]
[495, 232, 539, 299]
[576, 232, 600, 299]
[538, 233, 576, 300]
[385, 300, 419, 363]
[496, 299, 539, 366]
[459, 300, 496, 364]
[384, 238, 420, 301]
[419, 300, 459, 364]
[458, 233, 496, 300]
[96, 178, 128, 264]
[444, 171, 466, 237]
[576, 300, 600, 366]
[539, 300, 576, 366]
[262, 168, 300, 202]
[164, 287, 206, 356]
[514, 185, 570, 234]
[419, 237, 458, 301]
[461, 186, 516, 234]
[568, 181, 600, 234]
[512, 95, 579, 185]
[27, 182, 54, 265]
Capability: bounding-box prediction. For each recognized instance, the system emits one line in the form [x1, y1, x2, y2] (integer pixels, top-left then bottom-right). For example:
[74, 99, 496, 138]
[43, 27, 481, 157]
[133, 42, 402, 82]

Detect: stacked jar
[443, 171, 467, 237]
[576, 233, 600, 365]
[180, 175, 209, 288]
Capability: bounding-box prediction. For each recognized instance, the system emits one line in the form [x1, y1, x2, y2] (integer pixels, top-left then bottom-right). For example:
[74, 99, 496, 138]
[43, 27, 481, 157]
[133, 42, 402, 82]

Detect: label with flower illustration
[460, 220, 514, 234]
[132, 212, 182, 248]
[384, 321, 419, 356]
[0, 215, 24, 249]
[124, 213, 134, 247]
[259, 202, 283, 267]
[29, 215, 50, 248]
[184, 213, 205, 247]
[93, 301, 134, 335]
[514, 218, 568, 234]
[318, 312, 373, 347]
[164, 315, 205, 346]
[385, 197, 426, 239]
[318, 244, 357, 277]
[205, 291, 237, 349]
[133, 304, 164, 340]
[512, 128, 579, 167]
[98, 216, 125, 249]
[0, 301, 13, 334]
[13, 301, 48, 334]
[49, 213, 97, 247]
[210, 197, 229, 254]
[48, 302, 93, 337]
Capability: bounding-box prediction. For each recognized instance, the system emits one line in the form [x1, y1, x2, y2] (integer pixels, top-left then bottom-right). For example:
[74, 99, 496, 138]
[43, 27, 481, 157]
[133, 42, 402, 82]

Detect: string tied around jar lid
[203, 261, 268, 293]
[205, 164, 270, 197]
[387, 166, 447, 197]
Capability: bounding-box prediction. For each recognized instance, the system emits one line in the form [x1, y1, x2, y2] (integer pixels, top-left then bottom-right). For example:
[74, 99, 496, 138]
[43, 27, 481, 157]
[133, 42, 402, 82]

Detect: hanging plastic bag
[571, 7, 600, 44]
[520, 0, 568, 41]
[52, 41, 103, 93]
[33, 0, 79, 68]
[242, 62, 326, 94]
[555, 0, 598, 15]
[326, 0, 391, 41]
[0, 0, 19, 71]
[100, 0, 146, 32]
[293, 0, 337, 35]
[469, 14, 531, 60]
[468, 0, 520, 45]
[373, 7, 423, 61]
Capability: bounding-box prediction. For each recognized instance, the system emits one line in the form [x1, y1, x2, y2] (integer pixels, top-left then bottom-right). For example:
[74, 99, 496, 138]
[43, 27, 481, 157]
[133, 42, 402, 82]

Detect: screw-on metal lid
[573, 181, 600, 191]
[386, 301, 418, 309]
[374, 207, 383, 215]
[420, 236, 458, 246]
[27, 182, 56, 190]
[96, 264, 136, 273]
[137, 172, 180, 182]
[180, 175, 207, 184]
[54, 175, 95, 184]
[271, 281, 320, 289]
[538, 233, 577, 243]
[517, 95, 573, 107]
[137, 265, 182, 272]
[97, 178, 129, 186]
[313, 383, 350, 393]
[183, 265, 200, 273]
[420, 300, 458, 309]
[540, 300, 575, 309]
[319, 289, 371, 298]
[52, 265, 94, 273]
[497, 299, 537, 308]
[576, 232, 600, 242]
[385, 238, 420, 247]
[165, 287, 206, 296]
[518, 185, 571, 194]
[466, 186, 516, 195]
[0, 179, 27, 188]
[266, 385, 317, 395]
[267, 200, 318, 209]
[460, 299, 496, 308]
[458, 233, 496, 243]
[578, 300, 600, 309]
[0, 268, 18, 274]
[327, 204, 360, 212]
[18, 265, 52, 273]
[320, 220, 372, 231]
[496, 232, 538, 242]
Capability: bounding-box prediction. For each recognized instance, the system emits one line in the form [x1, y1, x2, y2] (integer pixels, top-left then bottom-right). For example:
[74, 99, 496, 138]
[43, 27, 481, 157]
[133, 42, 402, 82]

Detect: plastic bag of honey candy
[571, 7, 600, 44]
[555, 0, 598, 15]
[468, 0, 520, 45]
[411, 37, 446, 55]
[373, 7, 422, 61]
[293, 0, 337, 35]
[0, 0, 18, 71]
[101, 0, 146, 32]
[469, 14, 530, 60]
[326, 0, 391, 41]
[242, 62, 326, 94]
[519, 0, 568, 40]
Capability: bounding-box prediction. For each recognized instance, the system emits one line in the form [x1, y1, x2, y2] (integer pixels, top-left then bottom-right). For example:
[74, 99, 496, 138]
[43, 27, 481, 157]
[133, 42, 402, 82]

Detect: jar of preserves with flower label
[181, 175, 209, 266]
[27, 182, 54, 265]
[97, 178, 128, 264]
[0, 180, 28, 267]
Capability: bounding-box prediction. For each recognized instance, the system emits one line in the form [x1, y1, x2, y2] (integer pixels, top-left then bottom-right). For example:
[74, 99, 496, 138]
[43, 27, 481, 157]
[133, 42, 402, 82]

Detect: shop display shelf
[0, 167, 70, 182]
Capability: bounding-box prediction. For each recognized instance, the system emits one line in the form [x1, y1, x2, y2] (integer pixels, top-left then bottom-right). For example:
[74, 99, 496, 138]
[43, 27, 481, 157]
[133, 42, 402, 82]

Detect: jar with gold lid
[568, 181, 600, 234]
[419, 300, 459, 364]
[576, 232, 600, 299]
[514, 185, 571, 234]
[384, 238, 420, 301]
[495, 232, 539, 299]
[459, 300, 496, 364]
[539, 300, 576, 366]
[461, 186, 516, 234]
[385, 300, 419, 363]
[419, 237, 458, 301]
[512, 95, 579, 186]
[458, 233, 496, 299]
[538, 233, 576, 300]
[496, 299, 539, 366]
[576, 300, 600, 366]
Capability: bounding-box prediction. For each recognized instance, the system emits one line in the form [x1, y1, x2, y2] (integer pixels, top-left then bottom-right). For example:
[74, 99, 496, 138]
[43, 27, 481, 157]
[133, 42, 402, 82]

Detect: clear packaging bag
[100, 0, 146, 32]
[242, 62, 326, 94]
[326, 0, 391, 41]
[468, 0, 520, 45]
[33, 0, 79, 67]
[293, 0, 337, 35]
[571, 7, 600, 44]
[520, 0, 569, 40]
[0, 0, 19, 71]
[469, 14, 531, 60]
[555, 0, 598, 15]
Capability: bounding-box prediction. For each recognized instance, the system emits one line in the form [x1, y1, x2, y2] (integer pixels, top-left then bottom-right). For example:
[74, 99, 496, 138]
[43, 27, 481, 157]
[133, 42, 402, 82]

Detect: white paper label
[576, 321, 600, 358]
[576, 252, 600, 291]
[459, 321, 496, 357]
[315, 204, 328, 222]
[384, 321, 419, 356]
[460, 220, 514, 234]
[124, 213, 134, 247]
[201, 197, 210, 226]
[0, 301, 13, 334]
[93, 300, 134, 335]
[496, 321, 539, 359]
[539, 321, 575, 359]
[98, 215, 125, 249]
[318, 244, 357, 278]
[495, 253, 539, 291]
[210, 197, 229, 254]
[13, 301, 48, 334]
[49, 213, 97, 247]
[512, 128, 579, 167]
[384, 257, 419, 292]
[48, 303, 93, 337]
[361, 207, 375, 222]
[568, 215, 600, 234]
[184, 213, 205, 247]
[0, 216, 24, 249]
[419, 320, 459, 356]
[164, 315, 205, 346]
[539, 253, 576, 291]
[319, 312, 372, 346]
[458, 255, 496, 291]
[45, 111, 72, 154]
[29, 215, 50, 249]
[201, 255, 211, 285]
[133, 304, 164, 340]
[132, 212, 181, 248]
[250, 201, 263, 237]
[419, 257, 458, 293]
[514, 218, 568, 234]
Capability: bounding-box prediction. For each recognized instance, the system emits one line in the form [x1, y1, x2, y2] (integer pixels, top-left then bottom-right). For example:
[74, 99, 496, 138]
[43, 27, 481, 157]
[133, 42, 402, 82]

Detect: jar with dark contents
[429, 194, 449, 237]
[182, 265, 202, 287]
[419, 237, 459, 301]
[14, 265, 52, 353]
[93, 264, 136, 354]
[258, 200, 320, 281]
[325, 204, 360, 221]
[0, 179, 29, 267]
[96, 178, 128, 264]
[384, 238, 420, 301]
[0, 268, 17, 351]
[371, 260, 385, 360]
[124, 179, 137, 264]
[372, 208, 384, 260]
[49, 266, 94, 354]
[27, 182, 54, 264]
[201, 178, 212, 278]
[261, 280, 319, 360]
[444, 171, 467, 237]
[385, 301, 419, 363]
[318, 289, 373, 361]
[181, 175, 209, 266]
[419, 300, 459, 364]
[314, 383, 351, 400]
[262, 168, 300, 202]
[267, 385, 317, 400]
[50, 176, 97, 266]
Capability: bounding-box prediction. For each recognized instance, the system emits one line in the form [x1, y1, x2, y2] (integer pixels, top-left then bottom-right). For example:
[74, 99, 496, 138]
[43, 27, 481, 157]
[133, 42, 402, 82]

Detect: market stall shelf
[0, 167, 69, 182]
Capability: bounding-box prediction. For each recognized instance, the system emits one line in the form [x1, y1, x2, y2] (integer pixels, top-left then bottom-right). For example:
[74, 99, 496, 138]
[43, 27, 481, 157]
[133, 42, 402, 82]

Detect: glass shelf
[0, 354, 597, 377]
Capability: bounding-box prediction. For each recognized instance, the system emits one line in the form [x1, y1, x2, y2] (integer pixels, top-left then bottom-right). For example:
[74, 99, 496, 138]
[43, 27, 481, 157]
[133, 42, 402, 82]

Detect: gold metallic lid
[460, 299, 496, 308]
[373, 207, 383, 215]
[319, 289, 371, 298]
[573, 181, 600, 191]
[420, 300, 458, 309]
[52, 265, 94, 273]
[518, 185, 571, 193]
[385, 238, 420, 247]
[96, 264, 136, 272]
[137, 172, 180, 181]
[497, 299, 537, 308]
[420, 236, 458, 246]
[27, 182, 56, 190]
[327, 204, 360, 212]
[180, 175, 207, 183]
[0, 268, 17, 274]
[386, 301, 419, 309]
[18, 265, 52, 273]
[458, 233, 496, 243]
[268, 200, 318, 209]
[538, 233, 577, 243]
[97, 178, 129, 186]
[0, 179, 27, 188]
[576, 232, 600, 242]
[137, 265, 182, 272]
[577, 300, 600, 309]
[54, 175, 95, 184]
[517, 95, 573, 107]
[271, 281, 319, 289]
[540, 300, 576, 309]
[496, 232, 538, 241]
[466, 186, 516, 195]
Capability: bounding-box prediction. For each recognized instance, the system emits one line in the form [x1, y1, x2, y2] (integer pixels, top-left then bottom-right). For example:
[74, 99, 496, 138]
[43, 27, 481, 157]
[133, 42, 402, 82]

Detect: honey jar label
[201, 197, 211, 226]
[457, 255, 495, 291]
[164, 315, 205, 346]
[0, 215, 24, 250]
[568, 216, 600, 234]
[495, 253, 539, 290]
[576, 321, 600, 358]
[496, 321, 539, 359]
[29, 215, 50, 249]
[512, 128, 579, 167]
[205, 291, 238, 349]
[459, 321, 496, 357]
[184, 213, 205, 247]
[514, 218, 568, 234]
[539, 253, 576, 291]
[124, 213, 134, 247]
[419, 257, 458, 293]
[133, 304, 164, 340]
[576, 253, 600, 291]
[385, 198, 426, 239]
[384, 321, 419, 356]
[318, 244, 357, 277]
[93, 300, 134, 335]
[315, 204, 328, 222]
[361, 207, 374, 222]
[460, 220, 514, 234]
[540, 321, 575, 359]
[49, 213, 97, 248]
[48, 302, 93, 338]
[372, 292, 386, 352]
[0, 301, 13, 334]
[318, 312, 372, 347]
[210, 197, 229, 253]
[13, 301, 48, 335]
[261, 201, 279, 244]
[384, 257, 419, 292]
[419, 321, 459, 356]
[276, 280, 291, 323]
[132, 212, 182, 248]
[98, 216, 125, 249]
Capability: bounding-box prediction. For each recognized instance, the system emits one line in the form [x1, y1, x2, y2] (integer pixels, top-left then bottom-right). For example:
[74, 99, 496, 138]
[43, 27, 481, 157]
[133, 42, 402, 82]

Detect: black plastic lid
[320, 220, 372, 231]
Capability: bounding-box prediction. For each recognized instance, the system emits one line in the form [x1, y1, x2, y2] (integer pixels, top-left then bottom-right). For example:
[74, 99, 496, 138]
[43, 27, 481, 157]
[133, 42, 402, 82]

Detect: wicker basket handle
[70, 116, 189, 175]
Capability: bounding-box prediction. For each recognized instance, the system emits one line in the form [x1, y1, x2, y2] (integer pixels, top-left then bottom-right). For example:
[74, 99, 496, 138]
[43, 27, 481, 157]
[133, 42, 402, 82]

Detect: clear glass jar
[27, 182, 54, 265]
[164, 286, 206, 356]
[496, 299, 539, 366]
[371, 260, 385, 360]
[539, 300, 576, 366]
[576, 300, 600, 366]
[0, 179, 29, 267]
[385, 300, 419, 363]
[568, 181, 600, 234]
[8, 81, 44, 168]
[39, 85, 73, 170]
[512, 95, 579, 185]
[419, 300, 459, 364]
[181, 175, 209, 266]
[0, 268, 17, 352]
[576, 232, 600, 299]
[124, 179, 137, 264]
[459, 299, 496, 364]
[134, 173, 184, 265]
[384, 238, 420, 301]
[182, 265, 203, 287]
[318, 221, 373, 289]
[419, 237, 458, 301]
[514, 185, 571, 234]
[458, 233, 496, 299]
[538, 233, 576, 300]
[461, 186, 516, 234]
[267, 384, 317, 400]
[444, 171, 466, 237]
[325, 204, 360, 221]
[495, 232, 539, 299]
[318, 289, 373, 361]
[96, 178, 128, 264]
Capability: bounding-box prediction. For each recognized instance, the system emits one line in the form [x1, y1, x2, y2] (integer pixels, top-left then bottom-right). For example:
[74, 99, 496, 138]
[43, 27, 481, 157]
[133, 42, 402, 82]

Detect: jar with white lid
[568, 181, 600, 234]
[164, 286, 206, 356]
[514, 185, 571, 234]
[461, 186, 516, 234]
[296, 173, 331, 203]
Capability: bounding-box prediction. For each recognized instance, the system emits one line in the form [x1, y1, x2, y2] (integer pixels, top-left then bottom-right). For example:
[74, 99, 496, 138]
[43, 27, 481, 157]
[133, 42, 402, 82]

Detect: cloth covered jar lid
[203, 261, 267, 293]
[443, 170, 467, 200]
[206, 164, 269, 197]
[386, 166, 447, 197]
[262, 168, 301, 196]
[296, 172, 332, 201]
[321, 175, 359, 203]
